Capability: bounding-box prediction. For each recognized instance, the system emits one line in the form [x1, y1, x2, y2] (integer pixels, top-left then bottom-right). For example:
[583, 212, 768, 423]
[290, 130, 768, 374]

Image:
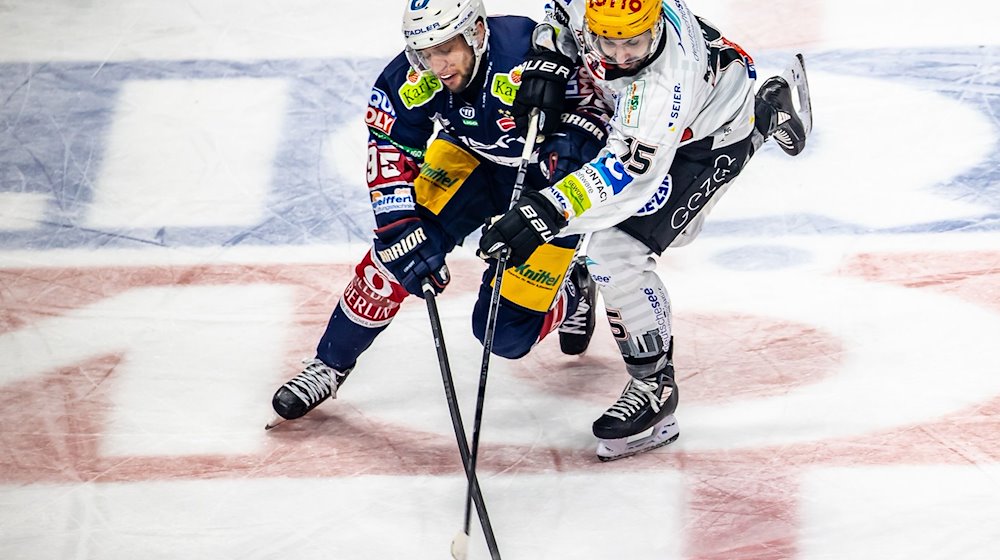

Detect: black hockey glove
[538, 111, 608, 184]
[513, 48, 576, 135]
[478, 190, 568, 268]
[374, 217, 450, 298]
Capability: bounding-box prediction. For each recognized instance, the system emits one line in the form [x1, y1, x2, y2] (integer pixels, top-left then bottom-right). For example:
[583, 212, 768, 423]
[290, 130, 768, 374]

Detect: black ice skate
[593, 362, 679, 461]
[756, 54, 813, 156]
[265, 358, 351, 429]
[559, 258, 597, 355]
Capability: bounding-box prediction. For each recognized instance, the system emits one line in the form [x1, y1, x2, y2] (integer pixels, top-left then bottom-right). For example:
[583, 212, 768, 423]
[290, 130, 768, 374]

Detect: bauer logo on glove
[477, 190, 568, 267]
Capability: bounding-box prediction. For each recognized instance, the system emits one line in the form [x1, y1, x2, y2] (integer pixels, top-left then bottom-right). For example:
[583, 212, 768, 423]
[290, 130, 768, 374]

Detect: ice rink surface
[2, 1, 999, 558]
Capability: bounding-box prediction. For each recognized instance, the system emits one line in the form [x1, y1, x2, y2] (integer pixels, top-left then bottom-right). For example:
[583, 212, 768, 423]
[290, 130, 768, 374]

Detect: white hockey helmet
[402, 0, 489, 71]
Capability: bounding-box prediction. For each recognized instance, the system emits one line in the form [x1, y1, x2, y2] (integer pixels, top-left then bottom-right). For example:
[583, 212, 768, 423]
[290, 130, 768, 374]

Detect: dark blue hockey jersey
[363, 15, 592, 230]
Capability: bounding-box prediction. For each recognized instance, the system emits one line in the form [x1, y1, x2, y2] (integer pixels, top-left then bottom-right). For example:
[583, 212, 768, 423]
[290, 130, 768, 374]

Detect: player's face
[593, 31, 654, 70]
[417, 23, 484, 93]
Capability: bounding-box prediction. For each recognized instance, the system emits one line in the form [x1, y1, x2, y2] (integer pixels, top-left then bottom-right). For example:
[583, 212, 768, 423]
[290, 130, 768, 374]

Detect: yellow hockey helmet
[585, 0, 662, 39]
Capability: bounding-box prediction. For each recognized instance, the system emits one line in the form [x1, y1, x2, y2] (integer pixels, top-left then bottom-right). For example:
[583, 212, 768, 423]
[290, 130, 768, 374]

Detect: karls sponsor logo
[377, 226, 428, 263]
[671, 154, 737, 230]
[511, 263, 562, 287]
[399, 70, 442, 109]
[491, 71, 521, 106]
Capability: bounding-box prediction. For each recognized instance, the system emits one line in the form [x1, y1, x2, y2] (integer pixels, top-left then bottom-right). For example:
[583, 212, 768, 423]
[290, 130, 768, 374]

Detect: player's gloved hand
[374, 217, 449, 298]
[478, 190, 568, 268]
[537, 111, 608, 183]
[513, 48, 576, 135]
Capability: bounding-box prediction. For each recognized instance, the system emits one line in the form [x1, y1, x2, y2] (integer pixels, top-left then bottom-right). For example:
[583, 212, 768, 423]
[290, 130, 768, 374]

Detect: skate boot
[559, 258, 597, 355]
[755, 54, 813, 156]
[593, 361, 679, 461]
[266, 358, 351, 429]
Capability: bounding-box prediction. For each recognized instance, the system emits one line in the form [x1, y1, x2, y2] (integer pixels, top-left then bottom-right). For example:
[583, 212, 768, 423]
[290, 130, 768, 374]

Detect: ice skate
[592, 363, 679, 461]
[266, 358, 351, 429]
[756, 53, 813, 156]
[559, 257, 597, 355]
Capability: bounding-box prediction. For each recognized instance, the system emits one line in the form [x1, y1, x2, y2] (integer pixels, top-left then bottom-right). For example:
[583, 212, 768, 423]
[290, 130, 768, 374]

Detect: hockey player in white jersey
[480, 0, 812, 460]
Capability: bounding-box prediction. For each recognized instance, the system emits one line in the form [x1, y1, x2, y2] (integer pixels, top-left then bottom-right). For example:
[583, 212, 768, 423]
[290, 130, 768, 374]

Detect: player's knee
[472, 290, 543, 360]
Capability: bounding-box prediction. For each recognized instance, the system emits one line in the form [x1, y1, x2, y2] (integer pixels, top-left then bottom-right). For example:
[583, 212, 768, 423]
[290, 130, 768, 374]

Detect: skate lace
[560, 297, 591, 335]
[605, 377, 660, 421]
[285, 359, 336, 406]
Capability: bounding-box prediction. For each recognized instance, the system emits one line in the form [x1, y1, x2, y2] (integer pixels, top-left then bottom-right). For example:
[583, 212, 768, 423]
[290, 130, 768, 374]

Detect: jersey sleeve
[364, 55, 436, 230]
[544, 68, 707, 234]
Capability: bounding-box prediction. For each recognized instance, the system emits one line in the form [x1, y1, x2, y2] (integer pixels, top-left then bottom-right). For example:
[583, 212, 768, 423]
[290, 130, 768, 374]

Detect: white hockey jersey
[541, 0, 757, 234]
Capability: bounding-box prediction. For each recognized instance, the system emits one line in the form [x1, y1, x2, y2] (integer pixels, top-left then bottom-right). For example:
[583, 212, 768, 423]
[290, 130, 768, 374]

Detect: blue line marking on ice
[0, 47, 997, 251]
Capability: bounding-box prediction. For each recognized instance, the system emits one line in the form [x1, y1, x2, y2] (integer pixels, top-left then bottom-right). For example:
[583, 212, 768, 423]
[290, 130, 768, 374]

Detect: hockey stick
[421, 280, 502, 560]
[453, 109, 541, 560]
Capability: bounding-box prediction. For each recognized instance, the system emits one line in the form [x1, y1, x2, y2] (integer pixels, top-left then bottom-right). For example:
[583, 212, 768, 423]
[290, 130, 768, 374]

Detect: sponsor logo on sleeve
[370, 188, 417, 215]
[555, 175, 592, 217]
[592, 154, 634, 194]
[621, 80, 645, 128]
[635, 175, 672, 216]
[667, 83, 683, 131]
[366, 87, 397, 135]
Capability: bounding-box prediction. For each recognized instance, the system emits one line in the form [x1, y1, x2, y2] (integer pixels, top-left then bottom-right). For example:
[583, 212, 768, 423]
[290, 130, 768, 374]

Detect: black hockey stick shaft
[422, 281, 502, 560]
[461, 110, 541, 537]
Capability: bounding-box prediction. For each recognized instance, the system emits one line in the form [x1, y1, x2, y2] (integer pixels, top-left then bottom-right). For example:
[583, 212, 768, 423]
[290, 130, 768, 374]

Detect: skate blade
[783, 53, 813, 136]
[264, 415, 287, 430]
[596, 415, 679, 462]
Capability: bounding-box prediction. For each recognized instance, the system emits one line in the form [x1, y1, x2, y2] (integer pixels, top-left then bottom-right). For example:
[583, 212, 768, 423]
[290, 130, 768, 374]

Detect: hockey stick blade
[784, 53, 813, 136]
[451, 530, 469, 560]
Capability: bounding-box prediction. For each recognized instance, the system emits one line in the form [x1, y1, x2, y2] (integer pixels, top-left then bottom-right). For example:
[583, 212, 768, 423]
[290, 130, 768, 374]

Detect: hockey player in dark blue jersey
[267, 0, 609, 427]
